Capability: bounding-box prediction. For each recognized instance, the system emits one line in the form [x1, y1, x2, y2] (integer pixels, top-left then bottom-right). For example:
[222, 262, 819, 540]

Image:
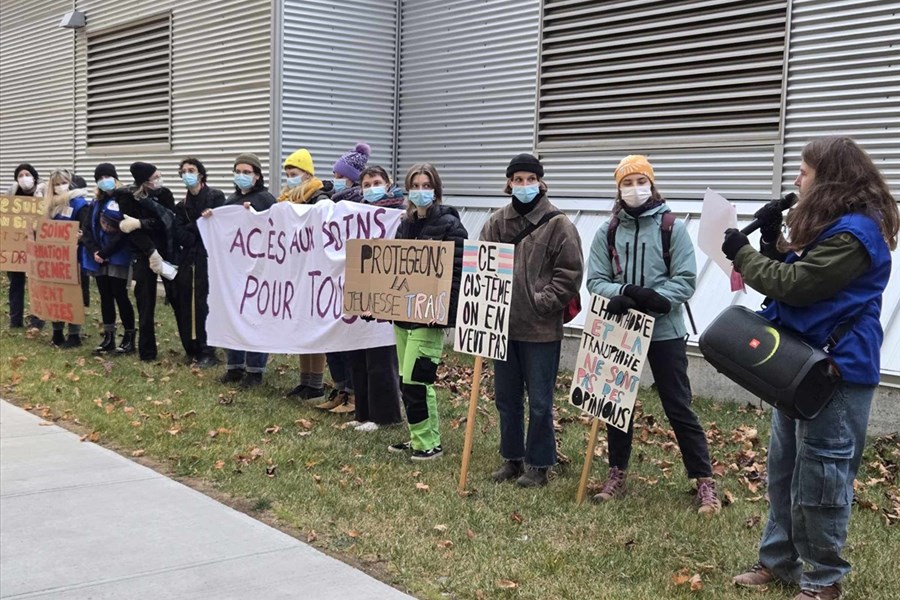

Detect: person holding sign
[81, 163, 136, 354]
[724, 137, 898, 600]
[219, 153, 276, 388]
[173, 157, 225, 367]
[387, 163, 467, 459]
[480, 154, 584, 487]
[279, 148, 331, 399]
[44, 169, 90, 348]
[343, 165, 405, 429]
[116, 161, 177, 361]
[6, 163, 46, 330]
[586, 155, 720, 514]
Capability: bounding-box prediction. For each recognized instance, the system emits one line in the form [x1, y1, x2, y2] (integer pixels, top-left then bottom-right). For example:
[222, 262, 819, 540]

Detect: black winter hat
[130, 161, 157, 186]
[505, 153, 544, 178]
[14, 163, 39, 181]
[94, 163, 118, 182]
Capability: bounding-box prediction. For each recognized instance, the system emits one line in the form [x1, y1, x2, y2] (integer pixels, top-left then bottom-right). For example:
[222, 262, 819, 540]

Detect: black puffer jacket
[175, 185, 226, 264]
[395, 204, 468, 329]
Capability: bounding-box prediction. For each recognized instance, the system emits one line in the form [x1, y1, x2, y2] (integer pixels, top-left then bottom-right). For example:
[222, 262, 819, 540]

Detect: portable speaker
[699, 306, 841, 420]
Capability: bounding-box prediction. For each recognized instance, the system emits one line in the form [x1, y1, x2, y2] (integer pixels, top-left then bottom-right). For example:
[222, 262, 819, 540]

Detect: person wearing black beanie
[479, 152, 584, 488]
[114, 160, 177, 361]
[6, 163, 46, 330]
[94, 163, 119, 182]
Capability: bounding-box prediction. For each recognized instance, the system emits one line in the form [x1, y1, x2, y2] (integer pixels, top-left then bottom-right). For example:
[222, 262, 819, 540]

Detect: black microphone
[741, 192, 798, 235]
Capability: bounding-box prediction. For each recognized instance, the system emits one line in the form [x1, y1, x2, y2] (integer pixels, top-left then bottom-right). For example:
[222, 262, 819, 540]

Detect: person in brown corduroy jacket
[480, 153, 583, 488]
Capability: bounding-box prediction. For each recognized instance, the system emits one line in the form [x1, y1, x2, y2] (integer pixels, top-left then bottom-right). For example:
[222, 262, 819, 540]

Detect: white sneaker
[345, 420, 361, 427]
[355, 422, 379, 432]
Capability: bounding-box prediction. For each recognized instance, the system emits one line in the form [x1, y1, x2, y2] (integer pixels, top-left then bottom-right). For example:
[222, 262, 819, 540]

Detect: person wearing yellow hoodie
[279, 148, 331, 399]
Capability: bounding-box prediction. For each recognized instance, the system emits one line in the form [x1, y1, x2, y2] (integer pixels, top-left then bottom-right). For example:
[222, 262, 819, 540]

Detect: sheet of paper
[698, 188, 739, 277]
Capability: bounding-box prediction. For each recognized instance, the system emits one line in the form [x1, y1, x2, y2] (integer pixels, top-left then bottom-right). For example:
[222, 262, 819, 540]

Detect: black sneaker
[411, 446, 443, 461]
[51, 329, 66, 346]
[491, 460, 524, 483]
[220, 369, 245, 384]
[516, 467, 549, 488]
[239, 372, 263, 388]
[302, 386, 325, 400]
[286, 384, 308, 398]
[388, 441, 412, 453]
[61, 334, 82, 348]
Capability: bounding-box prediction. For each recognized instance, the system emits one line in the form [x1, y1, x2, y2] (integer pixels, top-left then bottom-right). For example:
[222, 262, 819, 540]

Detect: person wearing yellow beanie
[278, 148, 330, 205]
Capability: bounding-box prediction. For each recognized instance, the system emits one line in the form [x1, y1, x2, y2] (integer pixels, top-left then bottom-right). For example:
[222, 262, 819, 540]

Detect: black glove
[605, 295, 637, 316]
[753, 199, 783, 245]
[623, 285, 671, 314]
[722, 228, 750, 261]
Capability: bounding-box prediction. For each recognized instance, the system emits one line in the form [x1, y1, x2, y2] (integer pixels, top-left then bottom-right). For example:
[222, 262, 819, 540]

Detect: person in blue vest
[44, 169, 90, 347]
[725, 136, 899, 600]
[81, 163, 135, 354]
[586, 155, 721, 514]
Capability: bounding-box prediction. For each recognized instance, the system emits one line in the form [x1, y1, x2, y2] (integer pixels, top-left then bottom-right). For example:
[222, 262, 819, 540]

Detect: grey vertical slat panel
[280, 0, 397, 187]
[0, 0, 75, 179]
[397, 0, 541, 195]
[72, 0, 272, 191]
[782, 0, 900, 193]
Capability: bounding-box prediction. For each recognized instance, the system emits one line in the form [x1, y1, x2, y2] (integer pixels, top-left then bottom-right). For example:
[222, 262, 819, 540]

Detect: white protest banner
[569, 295, 655, 433]
[453, 241, 513, 360]
[198, 201, 403, 354]
[698, 187, 738, 276]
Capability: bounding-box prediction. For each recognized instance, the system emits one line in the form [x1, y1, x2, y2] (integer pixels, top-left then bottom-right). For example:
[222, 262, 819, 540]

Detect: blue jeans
[225, 350, 268, 373]
[493, 340, 561, 468]
[758, 382, 874, 591]
[326, 351, 353, 391]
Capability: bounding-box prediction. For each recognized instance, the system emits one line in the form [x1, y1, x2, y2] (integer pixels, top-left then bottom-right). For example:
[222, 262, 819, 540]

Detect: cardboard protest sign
[198, 201, 404, 354]
[343, 239, 455, 325]
[27, 219, 80, 284]
[453, 241, 514, 360]
[569, 295, 655, 432]
[25, 219, 84, 324]
[0, 194, 45, 272]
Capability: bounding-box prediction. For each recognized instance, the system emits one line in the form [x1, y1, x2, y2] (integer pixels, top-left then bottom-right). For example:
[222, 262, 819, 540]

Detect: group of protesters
[6, 135, 898, 600]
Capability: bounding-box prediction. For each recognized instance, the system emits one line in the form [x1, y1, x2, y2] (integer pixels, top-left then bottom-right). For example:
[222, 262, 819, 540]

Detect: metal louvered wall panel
[73, 0, 273, 191]
[397, 0, 541, 195]
[0, 0, 76, 179]
[280, 0, 398, 186]
[781, 0, 900, 193]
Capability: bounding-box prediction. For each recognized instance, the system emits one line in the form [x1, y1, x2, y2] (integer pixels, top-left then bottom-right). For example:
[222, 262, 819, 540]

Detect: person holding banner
[278, 148, 331, 399]
[173, 157, 224, 368]
[344, 165, 405, 429]
[318, 143, 371, 412]
[44, 169, 90, 347]
[724, 137, 898, 600]
[219, 153, 276, 388]
[81, 163, 136, 354]
[585, 154, 720, 513]
[480, 154, 584, 487]
[6, 163, 46, 330]
[386, 163, 467, 458]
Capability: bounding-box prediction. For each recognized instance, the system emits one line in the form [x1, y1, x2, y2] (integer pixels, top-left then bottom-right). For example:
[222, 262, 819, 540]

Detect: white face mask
[620, 184, 652, 208]
[54, 183, 70, 196]
[17, 175, 34, 190]
[148, 178, 163, 190]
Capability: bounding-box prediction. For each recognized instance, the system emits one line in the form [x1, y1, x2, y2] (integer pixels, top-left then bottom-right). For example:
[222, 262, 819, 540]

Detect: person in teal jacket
[586, 154, 720, 514]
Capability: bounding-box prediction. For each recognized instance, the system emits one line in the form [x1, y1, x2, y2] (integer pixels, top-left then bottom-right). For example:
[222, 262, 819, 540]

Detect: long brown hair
[784, 136, 898, 251]
[404, 162, 443, 219]
[44, 169, 72, 218]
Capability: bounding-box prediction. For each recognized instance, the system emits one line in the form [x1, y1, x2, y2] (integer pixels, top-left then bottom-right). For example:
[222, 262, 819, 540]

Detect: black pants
[80, 269, 90, 307]
[133, 257, 168, 360]
[6, 271, 43, 328]
[348, 346, 402, 425]
[607, 337, 713, 479]
[173, 257, 213, 359]
[96, 275, 135, 330]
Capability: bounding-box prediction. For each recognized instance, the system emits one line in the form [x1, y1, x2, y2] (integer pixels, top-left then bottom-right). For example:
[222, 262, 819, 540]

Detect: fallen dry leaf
[436, 539, 453, 549]
[466, 528, 476, 540]
[167, 427, 182, 436]
[745, 515, 762, 529]
[265, 425, 281, 434]
[416, 482, 430, 492]
[88, 431, 101, 443]
[131, 449, 145, 457]
[510, 511, 524, 525]
[40, 370, 52, 382]
[266, 464, 277, 478]
[295, 418, 314, 430]
[347, 530, 360, 538]
[496, 580, 518, 590]
[307, 530, 317, 543]
[214, 460, 225, 470]
[433, 524, 448, 532]
[689, 574, 703, 592]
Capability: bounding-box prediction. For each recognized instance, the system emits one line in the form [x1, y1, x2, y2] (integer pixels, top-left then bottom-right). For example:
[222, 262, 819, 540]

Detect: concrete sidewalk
[0, 400, 414, 600]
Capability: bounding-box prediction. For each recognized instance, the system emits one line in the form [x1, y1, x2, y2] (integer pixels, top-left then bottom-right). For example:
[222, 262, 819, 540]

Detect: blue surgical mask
[408, 189, 434, 208]
[234, 173, 254, 190]
[332, 179, 348, 193]
[512, 184, 540, 203]
[97, 177, 116, 192]
[363, 186, 386, 203]
[286, 175, 302, 188]
[181, 173, 199, 187]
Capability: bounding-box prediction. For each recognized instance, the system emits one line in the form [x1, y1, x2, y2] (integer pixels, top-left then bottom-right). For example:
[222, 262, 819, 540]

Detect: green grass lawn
[2, 281, 898, 599]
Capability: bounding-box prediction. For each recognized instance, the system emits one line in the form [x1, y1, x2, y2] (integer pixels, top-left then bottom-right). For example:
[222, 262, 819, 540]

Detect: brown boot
[329, 393, 356, 414]
[696, 477, 722, 515]
[315, 389, 345, 410]
[591, 467, 627, 503]
[733, 564, 775, 587]
[794, 584, 842, 600]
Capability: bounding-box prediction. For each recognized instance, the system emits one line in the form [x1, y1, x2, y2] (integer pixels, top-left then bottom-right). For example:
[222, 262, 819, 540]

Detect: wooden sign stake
[457, 355, 483, 494]
[576, 417, 602, 505]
